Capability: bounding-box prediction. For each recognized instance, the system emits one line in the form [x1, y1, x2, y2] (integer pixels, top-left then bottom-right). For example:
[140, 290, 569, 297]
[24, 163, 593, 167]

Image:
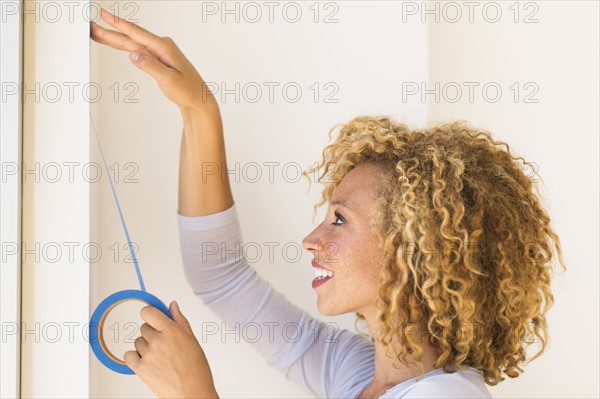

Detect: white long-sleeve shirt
[177, 203, 493, 398]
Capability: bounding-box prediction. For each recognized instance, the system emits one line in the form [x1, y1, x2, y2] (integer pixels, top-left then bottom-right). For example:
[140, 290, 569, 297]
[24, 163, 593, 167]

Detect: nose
[302, 226, 321, 253]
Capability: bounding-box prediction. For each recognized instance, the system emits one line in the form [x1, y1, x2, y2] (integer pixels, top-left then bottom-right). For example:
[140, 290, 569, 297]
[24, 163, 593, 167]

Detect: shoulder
[325, 329, 375, 398]
[383, 367, 493, 399]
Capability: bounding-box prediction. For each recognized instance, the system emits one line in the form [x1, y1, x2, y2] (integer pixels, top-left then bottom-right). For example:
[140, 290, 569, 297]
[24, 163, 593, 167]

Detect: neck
[360, 306, 441, 390]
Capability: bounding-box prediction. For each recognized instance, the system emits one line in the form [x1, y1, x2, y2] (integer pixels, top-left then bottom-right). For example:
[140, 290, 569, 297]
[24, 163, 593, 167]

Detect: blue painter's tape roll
[89, 289, 172, 375]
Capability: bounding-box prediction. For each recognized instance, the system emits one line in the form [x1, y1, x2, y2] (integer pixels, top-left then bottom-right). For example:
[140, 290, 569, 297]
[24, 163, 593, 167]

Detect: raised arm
[178, 107, 233, 216]
[90, 7, 233, 216]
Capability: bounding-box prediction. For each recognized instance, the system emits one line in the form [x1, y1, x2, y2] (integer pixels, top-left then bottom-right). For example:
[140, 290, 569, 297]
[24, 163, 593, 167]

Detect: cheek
[343, 240, 384, 283]
[322, 240, 343, 265]
[361, 243, 385, 282]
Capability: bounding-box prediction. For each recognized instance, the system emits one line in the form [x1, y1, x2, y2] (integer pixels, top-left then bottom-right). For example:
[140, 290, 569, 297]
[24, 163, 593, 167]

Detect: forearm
[178, 106, 234, 216]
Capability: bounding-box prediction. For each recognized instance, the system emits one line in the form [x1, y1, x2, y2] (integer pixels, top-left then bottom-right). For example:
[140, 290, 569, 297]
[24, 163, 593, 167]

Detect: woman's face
[302, 163, 386, 316]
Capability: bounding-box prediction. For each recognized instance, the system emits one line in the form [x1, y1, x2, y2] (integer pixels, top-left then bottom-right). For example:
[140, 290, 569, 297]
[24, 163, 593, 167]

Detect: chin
[318, 308, 336, 316]
[316, 300, 348, 317]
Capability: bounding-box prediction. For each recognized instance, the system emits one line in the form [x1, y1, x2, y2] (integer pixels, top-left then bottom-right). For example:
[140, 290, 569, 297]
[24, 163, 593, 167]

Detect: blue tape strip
[90, 290, 172, 375]
[89, 113, 146, 292]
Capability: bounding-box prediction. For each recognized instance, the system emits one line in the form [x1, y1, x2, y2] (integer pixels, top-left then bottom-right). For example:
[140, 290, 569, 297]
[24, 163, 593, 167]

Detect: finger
[124, 350, 141, 372]
[140, 305, 173, 332]
[169, 301, 193, 334]
[99, 8, 165, 55]
[130, 49, 181, 86]
[140, 322, 159, 342]
[90, 22, 110, 45]
[91, 22, 179, 84]
[91, 22, 145, 52]
[134, 336, 149, 357]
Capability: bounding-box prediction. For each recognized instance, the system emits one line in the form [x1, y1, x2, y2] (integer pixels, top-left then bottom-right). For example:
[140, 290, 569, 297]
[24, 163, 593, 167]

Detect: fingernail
[130, 51, 140, 62]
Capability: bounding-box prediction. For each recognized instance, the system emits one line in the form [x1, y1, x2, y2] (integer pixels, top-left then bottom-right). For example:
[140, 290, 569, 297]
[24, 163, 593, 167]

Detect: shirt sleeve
[177, 203, 374, 398]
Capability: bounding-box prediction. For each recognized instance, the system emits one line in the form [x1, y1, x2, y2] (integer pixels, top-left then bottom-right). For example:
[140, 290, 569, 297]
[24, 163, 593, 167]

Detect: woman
[91, 9, 566, 398]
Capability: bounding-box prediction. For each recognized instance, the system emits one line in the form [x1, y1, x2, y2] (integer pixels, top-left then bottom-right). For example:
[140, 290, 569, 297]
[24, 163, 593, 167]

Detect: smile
[312, 267, 333, 289]
[313, 267, 334, 279]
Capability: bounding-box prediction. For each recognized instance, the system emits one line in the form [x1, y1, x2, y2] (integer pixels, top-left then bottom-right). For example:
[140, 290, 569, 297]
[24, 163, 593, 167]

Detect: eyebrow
[330, 199, 353, 212]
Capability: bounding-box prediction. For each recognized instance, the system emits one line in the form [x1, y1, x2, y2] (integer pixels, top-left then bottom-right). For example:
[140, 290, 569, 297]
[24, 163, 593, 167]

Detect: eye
[332, 211, 345, 226]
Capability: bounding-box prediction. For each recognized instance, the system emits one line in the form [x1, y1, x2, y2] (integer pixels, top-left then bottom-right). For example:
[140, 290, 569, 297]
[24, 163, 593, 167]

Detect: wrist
[179, 92, 220, 120]
[179, 105, 223, 136]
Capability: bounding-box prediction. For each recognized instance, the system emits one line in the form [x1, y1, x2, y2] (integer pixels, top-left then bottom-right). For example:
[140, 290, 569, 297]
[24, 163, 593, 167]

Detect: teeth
[314, 268, 333, 279]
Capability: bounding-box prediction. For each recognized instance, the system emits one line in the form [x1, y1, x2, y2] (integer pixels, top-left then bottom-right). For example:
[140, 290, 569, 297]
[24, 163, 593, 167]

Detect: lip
[311, 260, 334, 289]
[312, 275, 332, 289]
[311, 259, 331, 271]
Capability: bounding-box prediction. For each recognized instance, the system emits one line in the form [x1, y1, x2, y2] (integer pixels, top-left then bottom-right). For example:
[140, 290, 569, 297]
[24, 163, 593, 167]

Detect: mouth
[311, 260, 334, 289]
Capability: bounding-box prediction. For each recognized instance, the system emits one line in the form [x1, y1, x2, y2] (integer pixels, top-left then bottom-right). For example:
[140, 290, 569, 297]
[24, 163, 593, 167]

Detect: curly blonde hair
[303, 115, 567, 386]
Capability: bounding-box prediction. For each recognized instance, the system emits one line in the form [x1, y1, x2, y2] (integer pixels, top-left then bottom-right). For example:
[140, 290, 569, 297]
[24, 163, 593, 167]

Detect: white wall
[89, 1, 599, 398]
[428, 1, 599, 398]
